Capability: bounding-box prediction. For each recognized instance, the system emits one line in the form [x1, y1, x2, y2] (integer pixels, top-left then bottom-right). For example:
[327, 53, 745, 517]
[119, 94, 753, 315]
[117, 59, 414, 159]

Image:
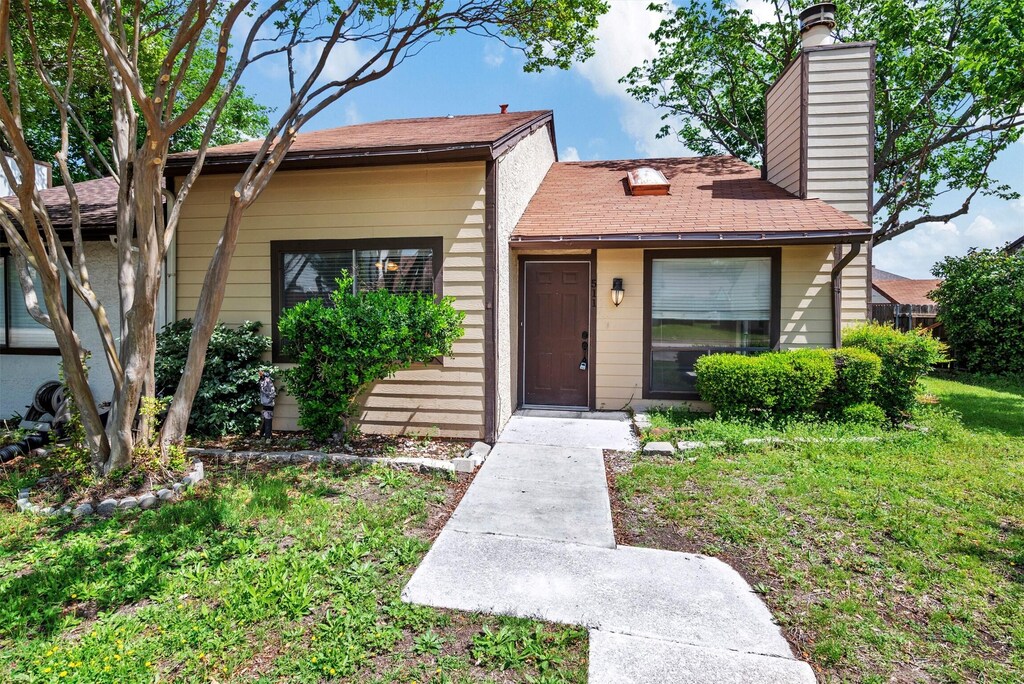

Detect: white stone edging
[15, 460, 206, 519]
[183, 443, 491, 475]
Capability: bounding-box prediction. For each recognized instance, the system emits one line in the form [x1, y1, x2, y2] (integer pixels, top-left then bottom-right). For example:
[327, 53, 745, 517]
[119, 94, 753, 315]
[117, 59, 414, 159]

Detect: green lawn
[0, 463, 587, 683]
[619, 374, 1023, 683]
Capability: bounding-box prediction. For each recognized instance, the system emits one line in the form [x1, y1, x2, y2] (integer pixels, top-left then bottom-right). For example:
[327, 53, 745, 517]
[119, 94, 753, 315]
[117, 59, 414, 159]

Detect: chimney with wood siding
[765, 3, 875, 224]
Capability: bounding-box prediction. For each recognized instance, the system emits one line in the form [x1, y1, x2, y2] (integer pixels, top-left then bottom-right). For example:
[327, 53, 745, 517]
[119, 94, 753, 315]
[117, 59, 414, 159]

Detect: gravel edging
[16, 460, 206, 519]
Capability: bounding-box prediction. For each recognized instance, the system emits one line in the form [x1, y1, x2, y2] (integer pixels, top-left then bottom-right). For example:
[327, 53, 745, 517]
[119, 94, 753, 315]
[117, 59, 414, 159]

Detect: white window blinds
[651, 257, 771, 321]
[4, 259, 62, 347]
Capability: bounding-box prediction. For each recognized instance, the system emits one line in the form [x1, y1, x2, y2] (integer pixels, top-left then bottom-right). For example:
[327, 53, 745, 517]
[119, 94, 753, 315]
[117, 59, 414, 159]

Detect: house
[870, 268, 942, 333]
[1006, 235, 1024, 254]
[0, 178, 178, 418]
[2, 4, 875, 440]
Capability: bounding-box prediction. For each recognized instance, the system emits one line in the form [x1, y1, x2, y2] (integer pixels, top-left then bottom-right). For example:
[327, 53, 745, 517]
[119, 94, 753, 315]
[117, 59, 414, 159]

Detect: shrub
[825, 347, 882, 414]
[840, 402, 888, 426]
[931, 248, 1024, 374]
[279, 274, 465, 441]
[155, 320, 273, 436]
[843, 323, 945, 420]
[694, 349, 836, 420]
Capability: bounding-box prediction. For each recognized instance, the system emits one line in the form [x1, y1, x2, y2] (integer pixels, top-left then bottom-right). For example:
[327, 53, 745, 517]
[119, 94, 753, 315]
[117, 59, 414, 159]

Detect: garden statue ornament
[259, 370, 277, 440]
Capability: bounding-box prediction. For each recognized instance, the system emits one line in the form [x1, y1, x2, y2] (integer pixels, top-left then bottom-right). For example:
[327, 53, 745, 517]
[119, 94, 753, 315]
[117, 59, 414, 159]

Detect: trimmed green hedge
[694, 325, 942, 423]
[694, 349, 838, 420]
[843, 323, 945, 420]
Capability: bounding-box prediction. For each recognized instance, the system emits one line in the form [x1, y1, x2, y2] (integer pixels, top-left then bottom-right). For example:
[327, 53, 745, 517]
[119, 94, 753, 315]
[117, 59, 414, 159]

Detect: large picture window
[0, 253, 70, 353]
[270, 237, 443, 360]
[643, 249, 780, 397]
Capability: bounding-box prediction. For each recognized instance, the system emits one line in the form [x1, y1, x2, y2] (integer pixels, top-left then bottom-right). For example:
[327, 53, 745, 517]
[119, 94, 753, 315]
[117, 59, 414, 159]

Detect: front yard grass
[617, 374, 1023, 683]
[0, 463, 587, 683]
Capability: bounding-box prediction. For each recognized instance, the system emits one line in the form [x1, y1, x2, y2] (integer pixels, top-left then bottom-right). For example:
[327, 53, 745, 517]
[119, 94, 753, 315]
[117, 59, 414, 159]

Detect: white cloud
[483, 44, 506, 68]
[342, 101, 361, 125]
[732, 0, 780, 24]
[296, 40, 372, 84]
[561, 146, 581, 161]
[574, 0, 696, 159]
[873, 213, 1022, 278]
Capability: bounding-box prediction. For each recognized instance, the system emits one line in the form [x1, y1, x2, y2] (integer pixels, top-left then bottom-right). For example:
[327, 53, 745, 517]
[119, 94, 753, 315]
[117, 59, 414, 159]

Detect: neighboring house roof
[2, 176, 119, 231]
[872, 278, 942, 306]
[872, 267, 910, 281]
[165, 110, 554, 173]
[1006, 235, 1024, 254]
[511, 157, 872, 247]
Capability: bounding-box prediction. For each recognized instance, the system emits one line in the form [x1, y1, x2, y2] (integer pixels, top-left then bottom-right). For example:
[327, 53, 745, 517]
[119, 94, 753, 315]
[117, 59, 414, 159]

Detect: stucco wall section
[1, 241, 120, 417]
[174, 162, 488, 438]
[495, 126, 555, 432]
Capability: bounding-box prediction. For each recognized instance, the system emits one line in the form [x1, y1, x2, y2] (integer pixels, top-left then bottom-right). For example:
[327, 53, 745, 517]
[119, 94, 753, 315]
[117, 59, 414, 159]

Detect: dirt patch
[191, 432, 474, 461]
[410, 471, 475, 542]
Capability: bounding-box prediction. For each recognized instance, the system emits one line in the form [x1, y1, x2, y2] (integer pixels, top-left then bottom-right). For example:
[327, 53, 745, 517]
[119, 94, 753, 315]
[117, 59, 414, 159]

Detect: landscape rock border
[185, 440, 492, 475]
[16, 460, 206, 519]
[14, 441, 494, 519]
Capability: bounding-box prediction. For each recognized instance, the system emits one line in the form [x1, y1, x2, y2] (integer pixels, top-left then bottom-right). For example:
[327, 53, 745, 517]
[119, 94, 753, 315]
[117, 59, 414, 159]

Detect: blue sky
[236, 1, 1024, 279]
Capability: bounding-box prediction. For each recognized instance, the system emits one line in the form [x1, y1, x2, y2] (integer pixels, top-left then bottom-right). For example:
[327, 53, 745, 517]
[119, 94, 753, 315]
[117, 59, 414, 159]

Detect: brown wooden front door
[521, 260, 591, 408]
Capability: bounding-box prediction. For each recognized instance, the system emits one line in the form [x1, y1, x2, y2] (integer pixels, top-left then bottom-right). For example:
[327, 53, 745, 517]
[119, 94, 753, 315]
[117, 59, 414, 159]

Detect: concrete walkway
[403, 412, 815, 683]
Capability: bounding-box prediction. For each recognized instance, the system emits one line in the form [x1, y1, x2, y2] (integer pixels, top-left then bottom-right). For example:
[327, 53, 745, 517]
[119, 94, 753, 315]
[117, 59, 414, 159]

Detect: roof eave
[163, 111, 555, 177]
[509, 229, 873, 249]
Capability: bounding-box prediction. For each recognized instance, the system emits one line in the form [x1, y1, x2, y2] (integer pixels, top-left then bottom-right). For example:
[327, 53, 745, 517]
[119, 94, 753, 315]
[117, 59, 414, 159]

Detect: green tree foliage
[624, 0, 1024, 244]
[155, 320, 273, 436]
[844, 323, 946, 419]
[279, 275, 465, 441]
[3, 0, 270, 182]
[931, 248, 1024, 374]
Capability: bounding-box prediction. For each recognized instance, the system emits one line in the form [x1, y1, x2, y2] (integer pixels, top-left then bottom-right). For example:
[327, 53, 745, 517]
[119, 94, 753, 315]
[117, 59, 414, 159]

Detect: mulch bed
[189, 432, 474, 461]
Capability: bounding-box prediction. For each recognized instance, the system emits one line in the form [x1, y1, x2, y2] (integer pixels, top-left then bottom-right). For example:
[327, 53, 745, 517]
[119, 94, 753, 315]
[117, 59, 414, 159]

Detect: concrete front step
[403, 530, 795, 660]
[588, 631, 816, 684]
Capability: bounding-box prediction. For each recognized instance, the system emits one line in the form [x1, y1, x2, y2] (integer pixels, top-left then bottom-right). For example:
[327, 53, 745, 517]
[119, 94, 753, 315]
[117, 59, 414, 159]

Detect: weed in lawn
[0, 465, 589, 682]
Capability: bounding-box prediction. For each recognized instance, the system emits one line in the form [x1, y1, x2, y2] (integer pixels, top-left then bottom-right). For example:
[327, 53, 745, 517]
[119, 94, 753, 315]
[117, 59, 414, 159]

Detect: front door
[521, 260, 591, 408]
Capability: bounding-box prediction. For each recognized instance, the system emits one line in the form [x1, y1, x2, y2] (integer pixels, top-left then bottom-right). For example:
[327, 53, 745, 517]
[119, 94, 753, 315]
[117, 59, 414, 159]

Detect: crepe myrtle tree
[0, 0, 608, 476]
[623, 0, 1024, 245]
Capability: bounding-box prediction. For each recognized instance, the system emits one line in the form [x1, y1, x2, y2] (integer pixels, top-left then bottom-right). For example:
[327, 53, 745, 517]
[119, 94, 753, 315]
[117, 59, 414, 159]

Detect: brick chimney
[764, 3, 875, 223]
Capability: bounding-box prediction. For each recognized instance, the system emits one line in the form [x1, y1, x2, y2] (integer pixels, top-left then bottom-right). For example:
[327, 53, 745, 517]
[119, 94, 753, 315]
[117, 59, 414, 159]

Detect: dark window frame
[642, 247, 781, 400]
[270, 237, 444, 362]
[0, 248, 74, 356]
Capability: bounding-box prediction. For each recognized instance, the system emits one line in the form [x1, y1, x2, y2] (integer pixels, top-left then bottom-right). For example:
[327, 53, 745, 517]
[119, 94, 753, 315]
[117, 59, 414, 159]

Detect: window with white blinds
[1, 254, 66, 350]
[647, 253, 776, 395]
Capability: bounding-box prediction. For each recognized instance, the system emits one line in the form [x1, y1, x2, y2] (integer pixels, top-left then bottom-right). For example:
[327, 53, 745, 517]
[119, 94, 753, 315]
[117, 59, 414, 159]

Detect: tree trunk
[160, 198, 245, 447]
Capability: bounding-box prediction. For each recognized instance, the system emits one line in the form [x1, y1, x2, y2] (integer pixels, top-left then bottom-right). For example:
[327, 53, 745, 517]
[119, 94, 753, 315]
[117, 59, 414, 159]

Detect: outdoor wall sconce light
[611, 278, 625, 307]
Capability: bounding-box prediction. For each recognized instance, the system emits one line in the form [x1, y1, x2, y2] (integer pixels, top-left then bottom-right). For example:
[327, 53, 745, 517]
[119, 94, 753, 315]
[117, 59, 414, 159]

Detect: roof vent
[626, 167, 670, 196]
[799, 3, 836, 47]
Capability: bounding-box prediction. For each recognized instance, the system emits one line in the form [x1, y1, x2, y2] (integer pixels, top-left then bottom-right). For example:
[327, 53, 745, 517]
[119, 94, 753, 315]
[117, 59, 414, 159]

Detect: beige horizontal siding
[592, 246, 849, 411]
[766, 61, 804, 196]
[174, 162, 488, 438]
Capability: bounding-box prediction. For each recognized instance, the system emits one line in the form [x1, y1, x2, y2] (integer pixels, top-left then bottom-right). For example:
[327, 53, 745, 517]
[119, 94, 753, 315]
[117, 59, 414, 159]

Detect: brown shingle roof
[166, 110, 552, 170]
[512, 156, 871, 244]
[3, 176, 119, 230]
[872, 278, 941, 307]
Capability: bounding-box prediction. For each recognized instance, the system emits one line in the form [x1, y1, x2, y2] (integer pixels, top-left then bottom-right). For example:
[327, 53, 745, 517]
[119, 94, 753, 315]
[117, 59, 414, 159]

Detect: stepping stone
[587, 630, 815, 684]
[642, 441, 675, 456]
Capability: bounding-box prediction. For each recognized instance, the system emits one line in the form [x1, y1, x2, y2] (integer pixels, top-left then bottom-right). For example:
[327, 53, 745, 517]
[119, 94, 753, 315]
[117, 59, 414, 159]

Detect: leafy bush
[840, 402, 888, 426]
[844, 323, 945, 420]
[931, 248, 1024, 374]
[825, 347, 882, 414]
[155, 320, 273, 436]
[694, 349, 837, 420]
[279, 274, 465, 441]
